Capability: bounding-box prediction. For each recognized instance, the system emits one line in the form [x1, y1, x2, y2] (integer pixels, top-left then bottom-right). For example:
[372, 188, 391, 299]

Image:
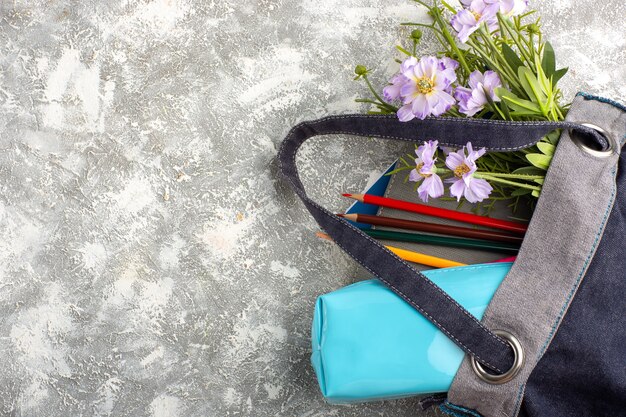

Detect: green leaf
[395, 45, 413, 56]
[537, 142, 556, 156]
[501, 95, 542, 113]
[534, 54, 553, 99]
[509, 110, 545, 117]
[541, 41, 556, 77]
[440, 0, 458, 13]
[501, 43, 524, 73]
[534, 178, 545, 185]
[552, 67, 569, 85]
[526, 153, 552, 170]
[512, 166, 546, 176]
[511, 188, 532, 197]
[518, 67, 547, 104]
[544, 129, 561, 145]
[531, 190, 541, 198]
[498, 94, 512, 120]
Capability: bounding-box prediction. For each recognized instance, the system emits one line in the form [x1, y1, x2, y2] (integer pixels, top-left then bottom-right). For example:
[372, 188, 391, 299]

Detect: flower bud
[526, 23, 540, 35]
[354, 65, 368, 76]
[410, 29, 423, 42]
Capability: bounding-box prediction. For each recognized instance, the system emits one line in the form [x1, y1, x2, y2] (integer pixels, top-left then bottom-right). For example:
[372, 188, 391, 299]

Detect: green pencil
[363, 228, 520, 254]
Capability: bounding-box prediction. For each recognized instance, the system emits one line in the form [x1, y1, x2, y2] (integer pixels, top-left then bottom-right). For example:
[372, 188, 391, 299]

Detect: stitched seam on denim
[439, 404, 470, 417]
[422, 263, 510, 276]
[295, 115, 604, 150]
[304, 113, 582, 127]
[576, 91, 626, 112]
[311, 129, 537, 151]
[277, 117, 601, 163]
[280, 125, 511, 372]
[304, 118, 544, 151]
[511, 382, 527, 417]
[510, 166, 618, 414]
[443, 401, 484, 417]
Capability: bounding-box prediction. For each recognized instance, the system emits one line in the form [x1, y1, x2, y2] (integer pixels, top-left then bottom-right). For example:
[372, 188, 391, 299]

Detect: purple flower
[445, 142, 493, 203]
[383, 73, 408, 102]
[383, 57, 418, 102]
[409, 140, 444, 202]
[396, 56, 457, 121]
[384, 56, 459, 103]
[438, 57, 459, 93]
[499, 0, 528, 16]
[461, 0, 528, 15]
[454, 70, 502, 117]
[450, 0, 500, 43]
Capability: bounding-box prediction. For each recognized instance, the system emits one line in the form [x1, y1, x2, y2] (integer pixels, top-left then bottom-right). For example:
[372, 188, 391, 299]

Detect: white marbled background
[0, 0, 623, 416]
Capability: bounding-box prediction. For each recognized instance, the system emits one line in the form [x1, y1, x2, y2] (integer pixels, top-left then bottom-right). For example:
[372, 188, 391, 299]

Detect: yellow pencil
[315, 232, 466, 269]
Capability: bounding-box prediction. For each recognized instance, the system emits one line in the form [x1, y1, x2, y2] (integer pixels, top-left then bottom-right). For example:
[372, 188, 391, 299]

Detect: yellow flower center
[471, 11, 482, 20]
[416, 162, 432, 178]
[416, 77, 434, 94]
[454, 164, 471, 178]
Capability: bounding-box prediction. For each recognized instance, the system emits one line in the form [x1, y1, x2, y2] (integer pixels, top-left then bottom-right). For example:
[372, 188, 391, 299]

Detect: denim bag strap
[277, 114, 607, 374]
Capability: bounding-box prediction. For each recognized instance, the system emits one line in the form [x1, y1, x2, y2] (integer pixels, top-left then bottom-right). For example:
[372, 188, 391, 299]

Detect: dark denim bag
[277, 93, 626, 417]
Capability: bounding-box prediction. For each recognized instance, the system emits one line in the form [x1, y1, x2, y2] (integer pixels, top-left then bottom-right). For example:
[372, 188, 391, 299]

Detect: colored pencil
[360, 228, 519, 253]
[491, 256, 517, 263]
[316, 232, 466, 268]
[338, 213, 523, 244]
[343, 193, 528, 235]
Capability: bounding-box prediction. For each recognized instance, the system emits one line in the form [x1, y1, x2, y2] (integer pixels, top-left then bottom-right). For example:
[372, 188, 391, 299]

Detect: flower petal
[411, 94, 431, 120]
[397, 104, 415, 122]
[445, 149, 466, 170]
[400, 56, 418, 73]
[464, 177, 493, 203]
[468, 70, 484, 89]
[449, 178, 466, 201]
[409, 168, 422, 183]
[482, 70, 502, 91]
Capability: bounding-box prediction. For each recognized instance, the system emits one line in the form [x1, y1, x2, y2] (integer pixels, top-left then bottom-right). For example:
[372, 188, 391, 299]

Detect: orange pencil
[316, 232, 466, 268]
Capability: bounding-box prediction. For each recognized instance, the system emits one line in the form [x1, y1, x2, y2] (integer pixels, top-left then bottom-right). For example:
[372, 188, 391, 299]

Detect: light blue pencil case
[311, 262, 511, 403]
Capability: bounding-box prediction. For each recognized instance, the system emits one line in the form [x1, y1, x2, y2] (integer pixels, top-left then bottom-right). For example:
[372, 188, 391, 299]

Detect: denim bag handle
[277, 114, 607, 373]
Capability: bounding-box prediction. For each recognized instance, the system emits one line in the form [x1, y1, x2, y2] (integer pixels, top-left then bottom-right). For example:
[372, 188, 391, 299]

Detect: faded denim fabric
[444, 94, 626, 417]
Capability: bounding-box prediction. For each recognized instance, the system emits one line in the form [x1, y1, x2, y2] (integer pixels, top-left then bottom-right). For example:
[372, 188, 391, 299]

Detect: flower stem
[429, 2, 473, 76]
[475, 173, 542, 191]
[363, 75, 397, 112]
[476, 172, 544, 180]
[497, 13, 534, 65]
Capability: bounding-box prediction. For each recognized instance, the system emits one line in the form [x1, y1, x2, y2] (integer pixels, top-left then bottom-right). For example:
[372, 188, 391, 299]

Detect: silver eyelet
[470, 330, 524, 384]
[570, 123, 616, 159]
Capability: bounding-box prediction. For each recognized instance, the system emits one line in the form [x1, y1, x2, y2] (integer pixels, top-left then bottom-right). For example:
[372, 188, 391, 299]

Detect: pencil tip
[315, 232, 332, 242]
[336, 213, 345, 218]
[341, 193, 352, 197]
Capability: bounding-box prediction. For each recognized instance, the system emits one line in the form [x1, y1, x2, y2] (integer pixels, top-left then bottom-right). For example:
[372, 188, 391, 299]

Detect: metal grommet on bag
[470, 330, 524, 384]
[570, 123, 616, 158]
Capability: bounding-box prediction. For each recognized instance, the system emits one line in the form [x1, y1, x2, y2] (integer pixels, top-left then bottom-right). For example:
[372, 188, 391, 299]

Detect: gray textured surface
[0, 1, 623, 416]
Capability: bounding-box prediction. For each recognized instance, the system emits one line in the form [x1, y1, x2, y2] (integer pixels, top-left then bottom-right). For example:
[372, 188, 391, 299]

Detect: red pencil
[343, 193, 528, 235]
